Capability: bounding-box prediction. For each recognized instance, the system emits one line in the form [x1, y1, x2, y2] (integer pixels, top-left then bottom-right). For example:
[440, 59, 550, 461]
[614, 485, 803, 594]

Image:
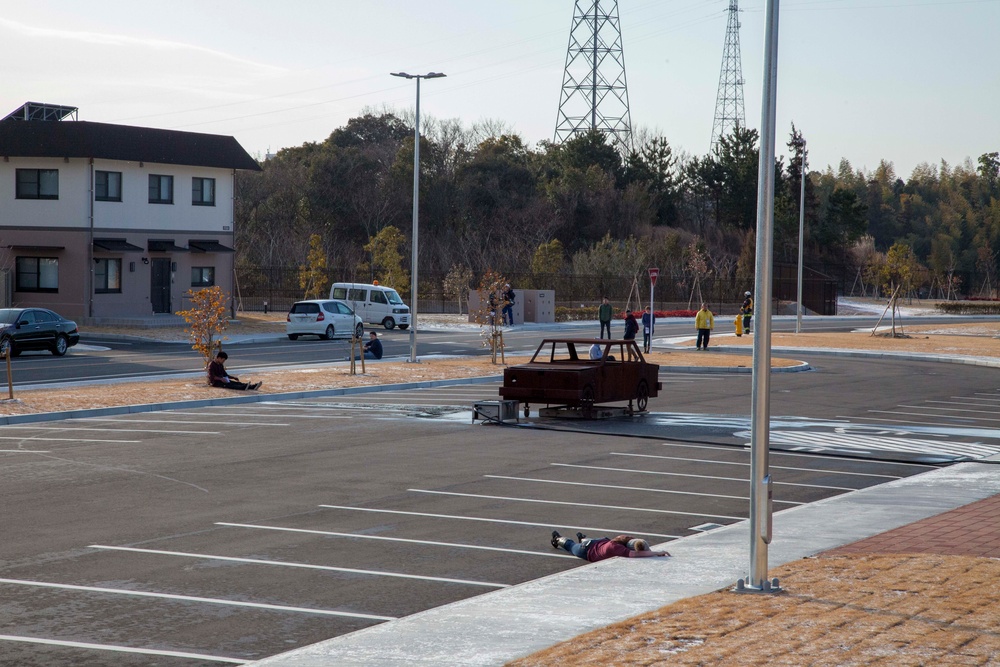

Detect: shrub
[935, 301, 1000, 315]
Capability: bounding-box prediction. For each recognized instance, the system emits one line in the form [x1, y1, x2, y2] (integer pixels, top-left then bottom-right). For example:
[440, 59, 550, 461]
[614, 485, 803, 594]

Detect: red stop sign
[648, 267, 659, 286]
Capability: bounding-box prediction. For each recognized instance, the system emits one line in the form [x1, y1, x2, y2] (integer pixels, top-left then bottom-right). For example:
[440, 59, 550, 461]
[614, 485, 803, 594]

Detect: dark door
[151, 259, 171, 313]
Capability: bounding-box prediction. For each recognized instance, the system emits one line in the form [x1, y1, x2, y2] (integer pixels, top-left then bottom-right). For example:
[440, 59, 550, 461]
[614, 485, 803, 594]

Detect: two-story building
[0, 102, 261, 321]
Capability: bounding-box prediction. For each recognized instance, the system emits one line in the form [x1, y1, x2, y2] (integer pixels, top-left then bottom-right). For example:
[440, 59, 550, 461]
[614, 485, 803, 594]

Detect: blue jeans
[502, 305, 514, 325]
[558, 538, 589, 560]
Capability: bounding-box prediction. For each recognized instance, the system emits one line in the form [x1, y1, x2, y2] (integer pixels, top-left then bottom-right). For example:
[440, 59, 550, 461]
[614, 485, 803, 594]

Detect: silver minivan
[286, 299, 364, 340]
[329, 282, 410, 330]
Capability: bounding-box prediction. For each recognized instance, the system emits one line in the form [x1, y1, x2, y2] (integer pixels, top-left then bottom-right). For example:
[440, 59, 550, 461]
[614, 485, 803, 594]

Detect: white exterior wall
[0, 156, 238, 319]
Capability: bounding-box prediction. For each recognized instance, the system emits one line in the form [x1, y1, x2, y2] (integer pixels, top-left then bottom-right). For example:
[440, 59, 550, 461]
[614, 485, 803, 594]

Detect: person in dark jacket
[207, 351, 260, 390]
[641, 306, 655, 353]
[551, 531, 670, 561]
[363, 331, 383, 360]
[502, 284, 515, 326]
[623, 309, 639, 340]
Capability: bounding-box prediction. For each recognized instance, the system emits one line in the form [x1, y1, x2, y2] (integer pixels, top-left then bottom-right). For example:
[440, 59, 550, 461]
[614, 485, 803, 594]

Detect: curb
[0, 375, 503, 426]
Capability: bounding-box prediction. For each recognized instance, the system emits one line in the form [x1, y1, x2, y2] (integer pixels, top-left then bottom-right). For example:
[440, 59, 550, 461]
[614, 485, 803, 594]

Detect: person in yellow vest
[695, 303, 715, 350]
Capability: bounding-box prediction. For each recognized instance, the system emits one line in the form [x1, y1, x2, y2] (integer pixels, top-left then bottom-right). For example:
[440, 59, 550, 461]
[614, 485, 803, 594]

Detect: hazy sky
[3, 0, 998, 178]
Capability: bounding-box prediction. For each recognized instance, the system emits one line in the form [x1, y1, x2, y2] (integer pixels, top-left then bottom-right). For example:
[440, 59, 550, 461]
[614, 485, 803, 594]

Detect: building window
[16, 169, 59, 200]
[15, 257, 59, 292]
[148, 174, 173, 204]
[191, 267, 215, 287]
[192, 177, 216, 206]
[94, 258, 122, 293]
[96, 171, 122, 202]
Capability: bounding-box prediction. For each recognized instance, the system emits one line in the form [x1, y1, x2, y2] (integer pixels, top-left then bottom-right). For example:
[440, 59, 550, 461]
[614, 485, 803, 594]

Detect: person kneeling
[208, 351, 261, 391]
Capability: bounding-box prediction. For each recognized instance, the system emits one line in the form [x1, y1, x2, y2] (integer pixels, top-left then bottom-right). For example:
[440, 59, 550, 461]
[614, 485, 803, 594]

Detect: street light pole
[796, 143, 807, 334]
[390, 71, 446, 364]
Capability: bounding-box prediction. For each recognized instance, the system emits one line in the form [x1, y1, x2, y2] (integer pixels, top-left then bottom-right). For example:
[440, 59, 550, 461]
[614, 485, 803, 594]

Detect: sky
[2, 0, 999, 179]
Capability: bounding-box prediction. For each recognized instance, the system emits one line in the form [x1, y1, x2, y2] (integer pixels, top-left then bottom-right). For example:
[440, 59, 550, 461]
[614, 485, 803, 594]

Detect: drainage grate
[690, 523, 725, 532]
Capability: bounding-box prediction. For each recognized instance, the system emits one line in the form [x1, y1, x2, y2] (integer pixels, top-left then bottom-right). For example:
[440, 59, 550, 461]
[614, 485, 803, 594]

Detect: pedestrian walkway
[248, 461, 1000, 666]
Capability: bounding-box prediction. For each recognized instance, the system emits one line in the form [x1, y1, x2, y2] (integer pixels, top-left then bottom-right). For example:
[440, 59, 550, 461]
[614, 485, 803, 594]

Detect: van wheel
[324, 325, 336, 340]
[383, 317, 396, 330]
[288, 334, 299, 341]
[398, 324, 409, 330]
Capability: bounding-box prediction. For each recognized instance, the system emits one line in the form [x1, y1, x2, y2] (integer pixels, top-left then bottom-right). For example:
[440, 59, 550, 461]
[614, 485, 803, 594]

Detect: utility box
[472, 400, 520, 424]
[522, 290, 555, 323]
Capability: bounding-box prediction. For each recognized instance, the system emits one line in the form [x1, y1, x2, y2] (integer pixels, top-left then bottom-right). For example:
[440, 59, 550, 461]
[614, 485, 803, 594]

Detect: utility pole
[711, 0, 746, 152]
[555, 0, 633, 151]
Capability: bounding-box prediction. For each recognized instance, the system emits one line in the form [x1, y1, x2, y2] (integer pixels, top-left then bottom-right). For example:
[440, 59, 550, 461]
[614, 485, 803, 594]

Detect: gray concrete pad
[249, 462, 1000, 666]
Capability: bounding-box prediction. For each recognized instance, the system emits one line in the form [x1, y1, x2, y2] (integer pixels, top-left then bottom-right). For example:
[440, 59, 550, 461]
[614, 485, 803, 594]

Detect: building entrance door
[151, 258, 171, 313]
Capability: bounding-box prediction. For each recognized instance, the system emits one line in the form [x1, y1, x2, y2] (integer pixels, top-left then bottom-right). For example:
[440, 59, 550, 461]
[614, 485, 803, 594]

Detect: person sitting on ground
[207, 351, 261, 391]
[363, 331, 383, 360]
[589, 342, 603, 360]
[551, 530, 670, 561]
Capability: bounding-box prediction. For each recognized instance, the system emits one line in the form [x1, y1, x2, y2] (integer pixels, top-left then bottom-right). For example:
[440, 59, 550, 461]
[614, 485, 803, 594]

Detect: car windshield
[385, 289, 403, 305]
[0, 309, 21, 324]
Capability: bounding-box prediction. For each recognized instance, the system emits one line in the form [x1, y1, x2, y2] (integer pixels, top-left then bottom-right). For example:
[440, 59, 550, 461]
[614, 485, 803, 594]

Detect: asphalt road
[6, 314, 971, 387]
[0, 352, 997, 665]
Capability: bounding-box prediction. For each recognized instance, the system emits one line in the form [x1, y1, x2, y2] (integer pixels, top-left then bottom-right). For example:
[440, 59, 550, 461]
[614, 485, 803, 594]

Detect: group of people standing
[598, 297, 656, 354]
[597, 290, 753, 354]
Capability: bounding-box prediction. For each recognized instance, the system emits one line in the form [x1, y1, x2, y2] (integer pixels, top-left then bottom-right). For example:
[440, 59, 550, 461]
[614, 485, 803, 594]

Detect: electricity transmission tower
[710, 0, 746, 152]
[554, 1, 633, 152]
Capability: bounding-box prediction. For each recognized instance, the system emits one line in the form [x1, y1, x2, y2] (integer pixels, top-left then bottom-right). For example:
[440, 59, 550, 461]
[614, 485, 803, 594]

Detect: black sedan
[0, 308, 80, 357]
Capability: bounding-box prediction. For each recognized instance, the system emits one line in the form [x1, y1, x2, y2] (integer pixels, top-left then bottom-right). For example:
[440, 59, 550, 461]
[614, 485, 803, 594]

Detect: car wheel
[398, 324, 409, 330]
[355, 323, 364, 339]
[581, 384, 595, 406]
[288, 334, 299, 341]
[383, 317, 396, 330]
[52, 334, 69, 356]
[324, 324, 336, 340]
[0, 337, 12, 358]
[636, 380, 649, 412]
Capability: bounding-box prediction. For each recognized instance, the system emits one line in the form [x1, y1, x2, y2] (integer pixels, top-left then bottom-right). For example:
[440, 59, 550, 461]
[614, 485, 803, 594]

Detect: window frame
[148, 174, 174, 204]
[94, 258, 122, 294]
[16, 169, 59, 200]
[190, 266, 215, 287]
[95, 170, 123, 202]
[192, 177, 216, 206]
[15, 257, 59, 293]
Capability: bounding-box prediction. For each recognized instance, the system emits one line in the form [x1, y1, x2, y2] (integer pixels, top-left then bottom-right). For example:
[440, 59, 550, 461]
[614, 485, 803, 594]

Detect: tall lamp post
[390, 71, 446, 363]
[796, 143, 807, 334]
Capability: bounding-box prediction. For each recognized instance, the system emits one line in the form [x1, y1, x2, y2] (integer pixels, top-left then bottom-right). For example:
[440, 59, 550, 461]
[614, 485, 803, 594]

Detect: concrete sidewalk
[249, 461, 1000, 666]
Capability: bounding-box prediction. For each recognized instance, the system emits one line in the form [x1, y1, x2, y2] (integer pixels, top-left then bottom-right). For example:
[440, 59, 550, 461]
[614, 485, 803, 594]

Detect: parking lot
[0, 370, 961, 666]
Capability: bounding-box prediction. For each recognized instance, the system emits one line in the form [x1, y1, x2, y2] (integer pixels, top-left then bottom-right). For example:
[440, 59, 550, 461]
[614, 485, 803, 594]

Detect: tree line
[234, 111, 999, 301]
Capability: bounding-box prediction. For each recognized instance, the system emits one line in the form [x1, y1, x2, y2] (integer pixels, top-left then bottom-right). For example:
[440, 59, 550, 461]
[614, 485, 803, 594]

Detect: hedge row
[554, 307, 698, 322]
[934, 301, 1000, 315]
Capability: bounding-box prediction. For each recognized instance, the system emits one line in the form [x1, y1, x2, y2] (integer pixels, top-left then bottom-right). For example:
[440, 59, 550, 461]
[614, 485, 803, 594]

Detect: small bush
[935, 301, 1000, 315]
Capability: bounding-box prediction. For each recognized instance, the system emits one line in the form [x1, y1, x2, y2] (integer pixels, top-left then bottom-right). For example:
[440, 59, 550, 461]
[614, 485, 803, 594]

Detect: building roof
[0, 117, 261, 172]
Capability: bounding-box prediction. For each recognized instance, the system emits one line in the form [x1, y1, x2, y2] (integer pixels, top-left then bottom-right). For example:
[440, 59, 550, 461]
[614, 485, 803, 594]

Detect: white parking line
[216, 522, 575, 559]
[483, 474, 803, 505]
[867, 409, 1000, 423]
[0, 436, 141, 443]
[0, 577, 393, 620]
[0, 426, 221, 435]
[898, 403, 1000, 415]
[0, 634, 247, 664]
[550, 463, 858, 491]
[407, 489, 745, 521]
[0, 449, 50, 453]
[74, 418, 288, 427]
[613, 453, 906, 478]
[165, 411, 352, 419]
[317, 505, 680, 539]
[658, 441, 932, 467]
[87, 545, 508, 588]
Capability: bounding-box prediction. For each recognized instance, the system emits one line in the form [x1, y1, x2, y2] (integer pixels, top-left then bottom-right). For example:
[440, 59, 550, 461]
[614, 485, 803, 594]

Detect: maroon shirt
[587, 538, 631, 562]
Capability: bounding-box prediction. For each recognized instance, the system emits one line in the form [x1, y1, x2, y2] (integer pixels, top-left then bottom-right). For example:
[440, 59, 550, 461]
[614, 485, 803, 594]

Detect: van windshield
[385, 289, 403, 305]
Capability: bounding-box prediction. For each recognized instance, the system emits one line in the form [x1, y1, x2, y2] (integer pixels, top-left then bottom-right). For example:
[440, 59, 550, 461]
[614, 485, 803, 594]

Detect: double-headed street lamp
[390, 71, 446, 363]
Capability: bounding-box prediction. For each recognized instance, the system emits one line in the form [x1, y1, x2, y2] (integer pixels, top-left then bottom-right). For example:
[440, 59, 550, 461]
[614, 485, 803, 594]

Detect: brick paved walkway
[823, 492, 1000, 558]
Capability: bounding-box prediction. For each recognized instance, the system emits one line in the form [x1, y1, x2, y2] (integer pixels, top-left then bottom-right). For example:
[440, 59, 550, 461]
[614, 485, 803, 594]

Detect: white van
[330, 282, 410, 330]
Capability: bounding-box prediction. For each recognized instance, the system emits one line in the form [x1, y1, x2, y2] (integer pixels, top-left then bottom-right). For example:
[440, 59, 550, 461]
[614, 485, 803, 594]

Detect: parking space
[0, 392, 935, 665]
